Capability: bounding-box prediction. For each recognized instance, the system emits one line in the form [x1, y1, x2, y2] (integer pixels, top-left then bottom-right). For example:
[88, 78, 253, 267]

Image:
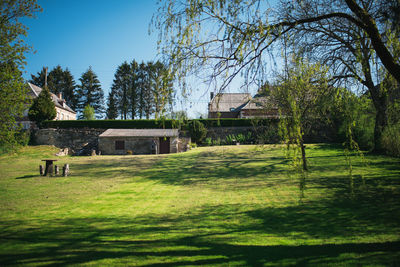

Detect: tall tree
[0, 0, 41, 150]
[106, 87, 119, 119]
[110, 62, 132, 119]
[129, 60, 139, 119]
[76, 67, 105, 119]
[29, 67, 47, 88]
[269, 57, 334, 171]
[151, 61, 174, 119]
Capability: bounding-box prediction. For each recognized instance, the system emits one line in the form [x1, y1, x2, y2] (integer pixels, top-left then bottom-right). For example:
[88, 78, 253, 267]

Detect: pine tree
[29, 67, 48, 88]
[62, 68, 78, 110]
[129, 60, 139, 119]
[111, 62, 132, 119]
[106, 88, 119, 119]
[28, 86, 56, 126]
[76, 67, 105, 119]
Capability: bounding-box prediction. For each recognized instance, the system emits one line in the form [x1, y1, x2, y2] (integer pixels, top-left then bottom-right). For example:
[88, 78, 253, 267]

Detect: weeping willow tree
[269, 57, 334, 172]
[153, 0, 400, 151]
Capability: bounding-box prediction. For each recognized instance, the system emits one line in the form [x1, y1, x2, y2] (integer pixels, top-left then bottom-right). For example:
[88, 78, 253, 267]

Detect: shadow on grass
[15, 174, 38, 179]
[1, 203, 399, 266]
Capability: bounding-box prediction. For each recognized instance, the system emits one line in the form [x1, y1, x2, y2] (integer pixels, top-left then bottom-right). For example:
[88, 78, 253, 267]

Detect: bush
[382, 123, 400, 157]
[188, 120, 207, 144]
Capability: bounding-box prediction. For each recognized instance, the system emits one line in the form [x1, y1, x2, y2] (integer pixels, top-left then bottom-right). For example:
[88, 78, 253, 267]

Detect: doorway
[159, 137, 170, 154]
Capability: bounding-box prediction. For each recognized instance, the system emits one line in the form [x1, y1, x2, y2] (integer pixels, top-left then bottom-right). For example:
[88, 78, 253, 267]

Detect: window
[115, 140, 125, 150]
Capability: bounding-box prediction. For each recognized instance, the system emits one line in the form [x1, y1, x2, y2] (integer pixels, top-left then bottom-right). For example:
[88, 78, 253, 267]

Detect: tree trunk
[373, 95, 388, 153]
[300, 139, 308, 171]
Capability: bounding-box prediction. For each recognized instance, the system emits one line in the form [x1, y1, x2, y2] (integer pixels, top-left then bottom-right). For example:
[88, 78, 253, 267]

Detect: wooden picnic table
[41, 159, 58, 176]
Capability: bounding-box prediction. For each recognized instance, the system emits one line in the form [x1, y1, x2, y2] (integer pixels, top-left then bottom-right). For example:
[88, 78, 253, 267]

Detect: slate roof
[99, 129, 179, 138]
[241, 96, 277, 110]
[208, 93, 252, 112]
[27, 82, 76, 114]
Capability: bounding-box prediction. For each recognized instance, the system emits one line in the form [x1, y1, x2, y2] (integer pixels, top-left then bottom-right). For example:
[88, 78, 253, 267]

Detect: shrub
[382, 123, 400, 157]
[188, 120, 207, 144]
[126, 150, 133, 155]
[204, 138, 213, 146]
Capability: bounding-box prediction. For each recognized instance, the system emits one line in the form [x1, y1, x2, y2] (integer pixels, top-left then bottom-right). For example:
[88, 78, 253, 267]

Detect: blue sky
[21, 0, 253, 118]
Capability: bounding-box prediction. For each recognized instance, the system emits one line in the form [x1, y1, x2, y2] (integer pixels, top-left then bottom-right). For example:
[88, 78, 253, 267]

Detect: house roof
[27, 82, 76, 114]
[241, 96, 277, 110]
[99, 129, 179, 138]
[208, 93, 252, 112]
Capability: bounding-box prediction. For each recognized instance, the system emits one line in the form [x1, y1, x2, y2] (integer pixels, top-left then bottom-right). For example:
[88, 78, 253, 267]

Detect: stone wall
[32, 128, 106, 154]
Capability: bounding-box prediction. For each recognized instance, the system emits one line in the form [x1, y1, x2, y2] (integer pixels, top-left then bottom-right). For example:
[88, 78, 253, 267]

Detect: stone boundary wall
[32, 128, 106, 153]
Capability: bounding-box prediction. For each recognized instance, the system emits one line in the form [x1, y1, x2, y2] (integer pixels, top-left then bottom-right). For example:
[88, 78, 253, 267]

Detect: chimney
[210, 92, 214, 100]
[57, 92, 62, 100]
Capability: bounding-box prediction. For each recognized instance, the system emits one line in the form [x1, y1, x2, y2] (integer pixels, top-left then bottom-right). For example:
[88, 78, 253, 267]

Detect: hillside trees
[108, 60, 174, 119]
[0, 0, 41, 151]
[154, 0, 400, 151]
[76, 67, 105, 119]
[30, 65, 78, 109]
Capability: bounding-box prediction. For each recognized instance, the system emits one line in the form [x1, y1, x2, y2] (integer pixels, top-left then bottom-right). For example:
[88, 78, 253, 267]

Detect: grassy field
[0, 144, 399, 266]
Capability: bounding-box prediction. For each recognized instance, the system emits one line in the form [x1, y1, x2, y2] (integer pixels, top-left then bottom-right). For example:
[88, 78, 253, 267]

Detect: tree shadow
[1, 203, 399, 266]
[15, 174, 38, 179]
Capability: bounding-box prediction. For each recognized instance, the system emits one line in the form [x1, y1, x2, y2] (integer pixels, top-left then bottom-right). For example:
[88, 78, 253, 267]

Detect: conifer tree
[106, 88, 119, 119]
[110, 62, 132, 119]
[28, 86, 56, 126]
[76, 67, 105, 119]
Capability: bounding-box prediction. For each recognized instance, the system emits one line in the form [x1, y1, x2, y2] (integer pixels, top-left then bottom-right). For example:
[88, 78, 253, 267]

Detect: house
[98, 129, 190, 155]
[239, 96, 279, 119]
[207, 92, 279, 119]
[208, 93, 251, 118]
[19, 82, 77, 129]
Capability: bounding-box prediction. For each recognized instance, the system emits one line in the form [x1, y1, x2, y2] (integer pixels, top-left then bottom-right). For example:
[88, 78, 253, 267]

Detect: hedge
[41, 118, 279, 129]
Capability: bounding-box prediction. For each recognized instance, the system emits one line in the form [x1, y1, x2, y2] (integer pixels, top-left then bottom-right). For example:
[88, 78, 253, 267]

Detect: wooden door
[159, 137, 170, 154]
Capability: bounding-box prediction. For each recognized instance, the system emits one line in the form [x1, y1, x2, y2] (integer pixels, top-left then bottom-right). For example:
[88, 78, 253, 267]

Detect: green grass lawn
[0, 144, 399, 266]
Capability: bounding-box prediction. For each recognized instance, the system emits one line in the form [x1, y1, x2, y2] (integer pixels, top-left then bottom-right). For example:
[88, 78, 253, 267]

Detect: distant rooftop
[209, 93, 252, 112]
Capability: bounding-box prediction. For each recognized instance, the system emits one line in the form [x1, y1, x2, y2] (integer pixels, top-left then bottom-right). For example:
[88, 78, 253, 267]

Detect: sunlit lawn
[0, 144, 399, 266]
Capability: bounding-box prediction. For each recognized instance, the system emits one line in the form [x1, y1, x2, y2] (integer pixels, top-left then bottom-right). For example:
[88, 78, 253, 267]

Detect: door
[159, 137, 170, 154]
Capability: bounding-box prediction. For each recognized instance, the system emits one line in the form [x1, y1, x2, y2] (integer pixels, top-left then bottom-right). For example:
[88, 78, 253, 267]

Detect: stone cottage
[99, 129, 190, 155]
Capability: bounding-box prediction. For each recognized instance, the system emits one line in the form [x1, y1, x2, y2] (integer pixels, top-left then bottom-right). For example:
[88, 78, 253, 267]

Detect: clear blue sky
[21, 0, 253, 118]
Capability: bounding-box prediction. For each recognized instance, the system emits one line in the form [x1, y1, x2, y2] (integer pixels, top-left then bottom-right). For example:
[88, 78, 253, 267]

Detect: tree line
[29, 61, 174, 120]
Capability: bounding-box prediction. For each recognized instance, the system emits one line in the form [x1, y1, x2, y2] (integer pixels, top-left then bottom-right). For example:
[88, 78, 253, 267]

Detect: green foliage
[30, 66, 77, 109]
[382, 123, 400, 157]
[82, 104, 95, 120]
[41, 118, 278, 129]
[28, 86, 56, 126]
[0, 0, 41, 152]
[272, 57, 334, 172]
[106, 89, 119, 119]
[109, 60, 174, 120]
[76, 67, 105, 119]
[187, 120, 207, 144]
[42, 119, 179, 129]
